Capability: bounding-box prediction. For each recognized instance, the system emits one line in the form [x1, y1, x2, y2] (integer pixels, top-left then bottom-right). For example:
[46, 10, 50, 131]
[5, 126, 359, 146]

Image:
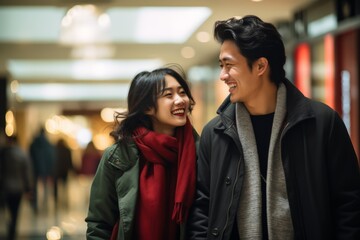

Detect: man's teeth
[228, 83, 236, 89]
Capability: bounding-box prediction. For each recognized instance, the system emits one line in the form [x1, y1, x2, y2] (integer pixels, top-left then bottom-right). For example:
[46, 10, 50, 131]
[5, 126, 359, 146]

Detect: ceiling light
[60, 4, 111, 45]
[0, 6, 211, 44]
[16, 83, 130, 101]
[107, 7, 212, 43]
[308, 14, 337, 37]
[181, 46, 195, 59]
[10, 80, 19, 93]
[8, 59, 163, 80]
[135, 7, 211, 43]
[0, 6, 66, 42]
[196, 31, 210, 43]
[70, 45, 115, 59]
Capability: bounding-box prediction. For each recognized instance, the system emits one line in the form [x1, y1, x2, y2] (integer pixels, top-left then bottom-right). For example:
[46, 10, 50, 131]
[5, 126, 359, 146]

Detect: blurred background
[0, 0, 359, 239]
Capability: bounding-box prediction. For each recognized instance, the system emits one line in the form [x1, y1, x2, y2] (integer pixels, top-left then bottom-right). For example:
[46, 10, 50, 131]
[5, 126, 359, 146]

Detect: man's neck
[244, 83, 278, 115]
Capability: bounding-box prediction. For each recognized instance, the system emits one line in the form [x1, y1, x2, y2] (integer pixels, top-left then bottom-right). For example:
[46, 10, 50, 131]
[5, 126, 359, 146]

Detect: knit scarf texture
[132, 118, 196, 240]
[235, 83, 294, 239]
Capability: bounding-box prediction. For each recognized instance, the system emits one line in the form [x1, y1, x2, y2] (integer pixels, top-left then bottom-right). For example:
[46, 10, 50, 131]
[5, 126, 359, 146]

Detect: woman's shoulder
[102, 141, 139, 172]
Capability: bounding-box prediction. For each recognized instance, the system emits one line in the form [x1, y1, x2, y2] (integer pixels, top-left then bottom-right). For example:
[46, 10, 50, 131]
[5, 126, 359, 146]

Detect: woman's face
[146, 74, 190, 136]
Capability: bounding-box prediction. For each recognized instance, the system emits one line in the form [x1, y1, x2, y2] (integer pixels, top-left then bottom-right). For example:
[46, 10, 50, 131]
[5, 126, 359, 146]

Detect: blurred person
[186, 15, 360, 239]
[86, 65, 199, 240]
[29, 127, 56, 213]
[79, 140, 102, 206]
[53, 138, 73, 209]
[80, 141, 101, 177]
[0, 135, 33, 240]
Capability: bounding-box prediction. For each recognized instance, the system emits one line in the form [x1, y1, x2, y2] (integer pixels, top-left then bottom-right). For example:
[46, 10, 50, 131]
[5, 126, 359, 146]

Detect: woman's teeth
[172, 109, 184, 115]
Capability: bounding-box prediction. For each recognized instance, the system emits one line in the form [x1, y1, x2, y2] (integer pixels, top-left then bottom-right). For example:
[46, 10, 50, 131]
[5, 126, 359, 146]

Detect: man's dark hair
[214, 15, 286, 86]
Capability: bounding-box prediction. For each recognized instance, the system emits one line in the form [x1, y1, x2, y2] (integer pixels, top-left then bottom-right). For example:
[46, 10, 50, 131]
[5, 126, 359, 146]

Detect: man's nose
[219, 69, 229, 81]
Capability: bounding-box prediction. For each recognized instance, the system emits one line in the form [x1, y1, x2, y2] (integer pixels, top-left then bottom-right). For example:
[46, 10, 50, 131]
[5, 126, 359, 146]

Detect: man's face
[218, 40, 262, 104]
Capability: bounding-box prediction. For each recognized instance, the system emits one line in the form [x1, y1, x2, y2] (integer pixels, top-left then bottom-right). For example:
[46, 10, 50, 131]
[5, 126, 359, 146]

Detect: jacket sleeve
[328, 111, 360, 239]
[186, 125, 212, 239]
[85, 148, 120, 240]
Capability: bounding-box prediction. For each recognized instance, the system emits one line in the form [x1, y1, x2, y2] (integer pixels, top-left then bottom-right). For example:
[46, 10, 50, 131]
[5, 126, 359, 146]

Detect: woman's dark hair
[214, 15, 286, 86]
[110, 64, 195, 142]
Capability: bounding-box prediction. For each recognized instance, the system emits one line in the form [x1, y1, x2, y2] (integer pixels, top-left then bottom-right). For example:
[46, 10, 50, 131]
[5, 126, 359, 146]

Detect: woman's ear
[145, 107, 155, 116]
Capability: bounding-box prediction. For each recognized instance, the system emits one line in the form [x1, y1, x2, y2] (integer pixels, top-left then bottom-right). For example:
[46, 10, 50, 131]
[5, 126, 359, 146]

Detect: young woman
[86, 66, 198, 240]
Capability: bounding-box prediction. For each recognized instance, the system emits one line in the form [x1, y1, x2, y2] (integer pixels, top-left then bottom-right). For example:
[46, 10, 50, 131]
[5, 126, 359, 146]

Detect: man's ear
[256, 57, 268, 75]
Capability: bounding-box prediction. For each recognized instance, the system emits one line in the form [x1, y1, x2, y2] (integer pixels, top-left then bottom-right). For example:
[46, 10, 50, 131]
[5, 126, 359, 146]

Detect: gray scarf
[236, 83, 293, 239]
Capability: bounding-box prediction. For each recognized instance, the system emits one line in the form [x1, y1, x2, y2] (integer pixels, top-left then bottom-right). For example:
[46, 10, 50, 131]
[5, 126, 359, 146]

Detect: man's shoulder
[308, 98, 336, 117]
[204, 115, 222, 129]
[201, 115, 226, 138]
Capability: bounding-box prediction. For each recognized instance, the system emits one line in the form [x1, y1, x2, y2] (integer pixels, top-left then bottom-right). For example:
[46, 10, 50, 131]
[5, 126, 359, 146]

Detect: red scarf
[133, 118, 196, 240]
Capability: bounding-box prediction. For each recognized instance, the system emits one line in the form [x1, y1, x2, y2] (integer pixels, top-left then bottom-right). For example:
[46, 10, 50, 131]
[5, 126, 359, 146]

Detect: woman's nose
[174, 94, 185, 105]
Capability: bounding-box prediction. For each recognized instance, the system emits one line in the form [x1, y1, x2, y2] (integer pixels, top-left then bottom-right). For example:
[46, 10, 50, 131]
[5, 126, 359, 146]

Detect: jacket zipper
[221, 138, 243, 239]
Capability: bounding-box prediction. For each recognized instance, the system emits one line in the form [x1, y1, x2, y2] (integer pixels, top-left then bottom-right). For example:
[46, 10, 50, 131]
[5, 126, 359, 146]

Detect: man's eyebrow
[219, 56, 233, 62]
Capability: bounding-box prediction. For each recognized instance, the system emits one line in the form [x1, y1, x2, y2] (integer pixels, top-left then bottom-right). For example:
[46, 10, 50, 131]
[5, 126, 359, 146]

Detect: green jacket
[86, 141, 139, 240]
[86, 131, 199, 240]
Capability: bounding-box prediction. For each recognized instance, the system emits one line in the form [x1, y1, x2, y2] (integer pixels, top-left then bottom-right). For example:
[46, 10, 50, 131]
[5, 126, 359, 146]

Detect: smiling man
[187, 15, 360, 240]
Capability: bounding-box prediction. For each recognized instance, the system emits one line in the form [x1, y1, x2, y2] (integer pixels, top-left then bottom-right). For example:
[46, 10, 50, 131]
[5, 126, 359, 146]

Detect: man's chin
[229, 95, 238, 103]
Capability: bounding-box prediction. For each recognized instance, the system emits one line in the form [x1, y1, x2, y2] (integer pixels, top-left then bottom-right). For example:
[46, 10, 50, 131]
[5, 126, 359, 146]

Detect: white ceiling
[0, 0, 315, 108]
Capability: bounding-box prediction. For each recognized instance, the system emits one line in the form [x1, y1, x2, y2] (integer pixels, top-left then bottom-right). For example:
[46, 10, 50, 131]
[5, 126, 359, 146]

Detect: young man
[187, 15, 360, 239]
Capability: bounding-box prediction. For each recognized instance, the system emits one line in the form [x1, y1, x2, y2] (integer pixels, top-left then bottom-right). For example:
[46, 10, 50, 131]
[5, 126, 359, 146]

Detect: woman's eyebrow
[163, 86, 183, 91]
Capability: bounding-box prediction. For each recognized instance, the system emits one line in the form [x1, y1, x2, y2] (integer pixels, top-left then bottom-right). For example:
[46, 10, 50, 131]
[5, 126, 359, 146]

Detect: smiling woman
[85, 65, 199, 240]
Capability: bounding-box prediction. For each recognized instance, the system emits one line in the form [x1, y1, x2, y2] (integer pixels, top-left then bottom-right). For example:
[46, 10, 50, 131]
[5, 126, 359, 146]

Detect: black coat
[187, 79, 360, 240]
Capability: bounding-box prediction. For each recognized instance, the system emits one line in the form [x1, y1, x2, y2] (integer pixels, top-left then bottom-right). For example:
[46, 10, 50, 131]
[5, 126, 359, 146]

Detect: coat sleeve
[85, 148, 120, 240]
[328, 111, 360, 239]
[186, 124, 212, 239]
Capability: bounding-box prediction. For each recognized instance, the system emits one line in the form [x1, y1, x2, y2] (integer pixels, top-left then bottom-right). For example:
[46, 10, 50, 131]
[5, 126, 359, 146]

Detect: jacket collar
[216, 95, 236, 130]
[282, 78, 315, 127]
[214, 97, 241, 149]
[216, 78, 316, 130]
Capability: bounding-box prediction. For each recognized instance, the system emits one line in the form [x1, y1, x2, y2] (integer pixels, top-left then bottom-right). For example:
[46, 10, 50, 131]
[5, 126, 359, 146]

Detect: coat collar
[216, 95, 236, 130]
[216, 78, 316, 131]
[281, 79, 315, 127]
